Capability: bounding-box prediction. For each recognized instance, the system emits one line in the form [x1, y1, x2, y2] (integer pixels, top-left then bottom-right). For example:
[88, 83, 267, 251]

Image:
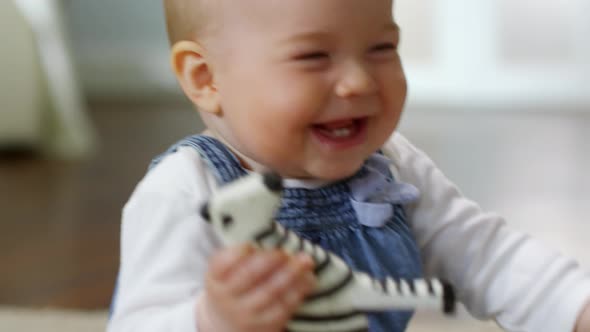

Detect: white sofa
[0, 0, 95, 158]
[0, 0, 43, 148]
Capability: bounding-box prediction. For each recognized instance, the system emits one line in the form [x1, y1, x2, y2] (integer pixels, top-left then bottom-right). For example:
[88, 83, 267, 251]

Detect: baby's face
[207, 0, 406, 180]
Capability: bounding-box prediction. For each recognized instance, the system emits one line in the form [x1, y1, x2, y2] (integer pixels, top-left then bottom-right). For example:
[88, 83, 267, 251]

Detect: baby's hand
[197, 244, 316, 332]
[575, 301, 590, 332]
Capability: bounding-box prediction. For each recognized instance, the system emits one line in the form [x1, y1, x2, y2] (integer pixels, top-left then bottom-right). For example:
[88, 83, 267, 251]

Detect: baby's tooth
[332, 128, 351, 137]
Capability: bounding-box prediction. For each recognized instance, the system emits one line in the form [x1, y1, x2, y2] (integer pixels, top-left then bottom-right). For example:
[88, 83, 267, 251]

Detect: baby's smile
[310, 117, 369, 149]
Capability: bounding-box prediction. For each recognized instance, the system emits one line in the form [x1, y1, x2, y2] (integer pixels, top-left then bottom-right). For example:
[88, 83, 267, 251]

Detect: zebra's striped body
[201, 172, 455, 332]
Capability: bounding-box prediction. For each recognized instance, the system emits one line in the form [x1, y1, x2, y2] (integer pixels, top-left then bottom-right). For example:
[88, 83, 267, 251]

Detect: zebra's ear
[200, 202, 211, 223]
[263, 172, 283, 192]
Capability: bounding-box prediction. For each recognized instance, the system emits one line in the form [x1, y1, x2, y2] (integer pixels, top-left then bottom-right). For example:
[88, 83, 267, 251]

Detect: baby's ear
[170, 41, 221, 114]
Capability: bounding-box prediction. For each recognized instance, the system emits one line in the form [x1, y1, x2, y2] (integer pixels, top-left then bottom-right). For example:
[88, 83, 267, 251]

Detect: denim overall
[115, 135, 424, 332]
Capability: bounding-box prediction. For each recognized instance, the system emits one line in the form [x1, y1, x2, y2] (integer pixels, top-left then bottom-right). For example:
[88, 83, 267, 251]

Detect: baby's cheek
[385, 74, 408, 105]
[263, 99, 320, 134]
[272, 76, 327, 108]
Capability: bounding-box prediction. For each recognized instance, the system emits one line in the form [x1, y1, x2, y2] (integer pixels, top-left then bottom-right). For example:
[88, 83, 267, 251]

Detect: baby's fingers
[281, 270, 316, 309]
[208, 244, 255, 280]
[246, 255, 316, 312]
[226, 249, 291, 295]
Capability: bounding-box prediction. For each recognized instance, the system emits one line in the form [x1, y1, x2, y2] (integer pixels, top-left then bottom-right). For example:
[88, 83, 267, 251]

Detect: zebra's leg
[347, 273, 456, 314]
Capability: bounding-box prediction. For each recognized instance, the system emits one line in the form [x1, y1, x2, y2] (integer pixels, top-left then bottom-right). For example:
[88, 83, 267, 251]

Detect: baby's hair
[163, 0, 217, 45]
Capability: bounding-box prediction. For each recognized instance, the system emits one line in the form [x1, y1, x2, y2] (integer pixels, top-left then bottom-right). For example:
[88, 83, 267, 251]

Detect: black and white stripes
[250, 220, 455, 332]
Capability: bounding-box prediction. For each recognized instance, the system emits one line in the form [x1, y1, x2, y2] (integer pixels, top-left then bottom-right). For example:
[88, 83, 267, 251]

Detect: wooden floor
[0, 102, 204, 309]
[1, 102, 588, 313]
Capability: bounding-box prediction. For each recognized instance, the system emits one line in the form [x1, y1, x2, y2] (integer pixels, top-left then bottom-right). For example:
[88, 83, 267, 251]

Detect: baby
[108, 0, 590, 331]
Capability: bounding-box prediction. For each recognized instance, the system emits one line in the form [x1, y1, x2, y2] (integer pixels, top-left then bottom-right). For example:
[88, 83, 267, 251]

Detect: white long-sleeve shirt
[108, 133, 590, 332]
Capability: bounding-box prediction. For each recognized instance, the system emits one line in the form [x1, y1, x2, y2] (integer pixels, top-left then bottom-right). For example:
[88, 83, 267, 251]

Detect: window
[397, 0, 589, 110]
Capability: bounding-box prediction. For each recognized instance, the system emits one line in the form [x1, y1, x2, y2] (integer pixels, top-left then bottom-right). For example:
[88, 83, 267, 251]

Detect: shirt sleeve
[384, 132, 590, 332]
[107, 148, 221, 332]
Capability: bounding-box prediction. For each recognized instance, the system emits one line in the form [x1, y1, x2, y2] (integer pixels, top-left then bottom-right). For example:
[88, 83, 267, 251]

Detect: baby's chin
[281, 159, 365, 182]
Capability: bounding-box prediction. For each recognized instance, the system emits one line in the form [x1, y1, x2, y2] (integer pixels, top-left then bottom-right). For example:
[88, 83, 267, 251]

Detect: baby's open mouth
[311, 117, 368, 148]
[312, 118, 366, 139]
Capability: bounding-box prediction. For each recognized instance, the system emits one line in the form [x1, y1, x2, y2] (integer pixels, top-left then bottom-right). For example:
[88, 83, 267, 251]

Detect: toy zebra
[200, 172, 456, 332]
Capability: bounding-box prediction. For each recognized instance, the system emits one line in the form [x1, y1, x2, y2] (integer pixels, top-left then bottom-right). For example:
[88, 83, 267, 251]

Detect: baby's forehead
[168, 0, 396, 48]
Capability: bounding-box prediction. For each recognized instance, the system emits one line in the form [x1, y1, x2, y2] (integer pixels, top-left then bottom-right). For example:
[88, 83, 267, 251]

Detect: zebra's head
[200, 172, 283, 246]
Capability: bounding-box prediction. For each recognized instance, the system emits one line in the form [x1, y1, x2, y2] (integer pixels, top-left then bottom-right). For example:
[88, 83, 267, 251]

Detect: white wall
[66, 0, 590, 110]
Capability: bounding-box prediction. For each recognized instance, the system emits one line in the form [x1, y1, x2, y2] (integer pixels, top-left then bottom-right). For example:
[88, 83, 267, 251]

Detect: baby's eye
[370, 42, 397, 53]
[293, 51, 330, 61]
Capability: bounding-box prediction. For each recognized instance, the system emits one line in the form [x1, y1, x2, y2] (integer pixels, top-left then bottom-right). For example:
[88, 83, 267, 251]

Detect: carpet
[0, 307, 107, 332]
[0, 307, 502, 332]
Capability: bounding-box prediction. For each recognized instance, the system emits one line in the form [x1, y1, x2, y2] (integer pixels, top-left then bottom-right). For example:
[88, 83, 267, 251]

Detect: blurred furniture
[0, 0, 95, 158]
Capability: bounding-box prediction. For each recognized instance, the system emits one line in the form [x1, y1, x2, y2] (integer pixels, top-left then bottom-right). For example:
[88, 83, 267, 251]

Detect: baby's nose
[335, 63, 378, 98]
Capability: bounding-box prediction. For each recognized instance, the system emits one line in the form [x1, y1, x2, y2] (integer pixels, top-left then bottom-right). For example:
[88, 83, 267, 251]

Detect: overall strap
[149, 135, 247, 184]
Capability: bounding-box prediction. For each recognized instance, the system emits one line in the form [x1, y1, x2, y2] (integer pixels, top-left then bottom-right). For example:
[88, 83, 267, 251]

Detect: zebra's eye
[222, 214, 234, 229]
[200, 203, 211, 223]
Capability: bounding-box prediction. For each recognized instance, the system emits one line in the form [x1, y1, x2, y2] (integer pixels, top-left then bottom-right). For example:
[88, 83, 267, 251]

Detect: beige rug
[0, 307, 502, 331]
[0, 307, 107, 332]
